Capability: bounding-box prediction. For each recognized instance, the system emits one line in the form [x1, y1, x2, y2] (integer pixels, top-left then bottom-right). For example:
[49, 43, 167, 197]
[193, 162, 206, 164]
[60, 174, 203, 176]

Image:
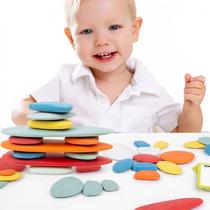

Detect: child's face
[67, 0, 142, 73]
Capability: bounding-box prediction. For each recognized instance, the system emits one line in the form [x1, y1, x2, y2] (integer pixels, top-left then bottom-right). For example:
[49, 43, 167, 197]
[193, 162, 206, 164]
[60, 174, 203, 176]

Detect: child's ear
[64, 27, 75, 47]
[132, 17, 143, 42]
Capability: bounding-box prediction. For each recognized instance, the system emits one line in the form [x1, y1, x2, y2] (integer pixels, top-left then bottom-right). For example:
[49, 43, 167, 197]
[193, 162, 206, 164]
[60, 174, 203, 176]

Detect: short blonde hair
[65, 0, 137, 26]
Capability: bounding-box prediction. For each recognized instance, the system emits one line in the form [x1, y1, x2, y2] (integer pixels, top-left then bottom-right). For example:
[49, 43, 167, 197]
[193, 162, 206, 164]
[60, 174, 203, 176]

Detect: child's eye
[109, 25, 121, 30]
[81, 29, 93, 35]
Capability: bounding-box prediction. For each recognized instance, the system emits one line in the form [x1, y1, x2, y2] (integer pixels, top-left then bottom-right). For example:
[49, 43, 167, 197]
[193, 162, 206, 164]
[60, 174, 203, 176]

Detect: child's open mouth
[94, 52, 117, 62]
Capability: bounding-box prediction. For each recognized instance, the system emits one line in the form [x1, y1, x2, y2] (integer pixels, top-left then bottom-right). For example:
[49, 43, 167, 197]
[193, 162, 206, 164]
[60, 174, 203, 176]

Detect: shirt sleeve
[30, 75, 61, 102]
[155, 90, 182, 132]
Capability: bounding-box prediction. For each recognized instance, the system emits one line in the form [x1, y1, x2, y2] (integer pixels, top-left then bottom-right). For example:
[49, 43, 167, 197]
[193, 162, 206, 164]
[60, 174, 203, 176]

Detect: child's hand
[184, 73, 206, 106]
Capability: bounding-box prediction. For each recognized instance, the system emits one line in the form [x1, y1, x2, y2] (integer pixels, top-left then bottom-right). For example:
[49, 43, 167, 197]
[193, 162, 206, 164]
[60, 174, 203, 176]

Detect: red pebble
[76, 165, 101, 173]
[133, 154, 162, 163]
[0, 158, 25, 172]
[135, 198, 203, 210]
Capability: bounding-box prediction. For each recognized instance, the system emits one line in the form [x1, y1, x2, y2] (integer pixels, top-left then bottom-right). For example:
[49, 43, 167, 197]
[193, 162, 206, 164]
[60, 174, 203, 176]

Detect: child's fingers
[185, 73, 192, 84]
[185, 88, 204, 96]
[185, 81, 205, 89]
[184, 94, 203, 105]
[191, 75, 205, 83]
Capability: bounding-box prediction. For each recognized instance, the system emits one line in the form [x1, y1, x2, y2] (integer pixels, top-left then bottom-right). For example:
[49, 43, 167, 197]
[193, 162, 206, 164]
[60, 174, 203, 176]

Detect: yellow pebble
[0, 172, 22, 181]
[157, 161, 182, 175]
[154, 141, 169, 149]
[27, 119, 73, 130]
[184, 140, 205, 149]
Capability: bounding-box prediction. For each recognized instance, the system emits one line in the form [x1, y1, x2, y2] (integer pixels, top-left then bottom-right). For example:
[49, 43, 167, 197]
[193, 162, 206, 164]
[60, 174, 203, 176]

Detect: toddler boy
[12, 0, 206, 132]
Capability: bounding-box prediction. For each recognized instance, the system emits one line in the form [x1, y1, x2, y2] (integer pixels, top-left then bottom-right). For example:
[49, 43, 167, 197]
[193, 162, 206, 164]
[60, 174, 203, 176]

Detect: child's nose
[94, 32, 109, 47]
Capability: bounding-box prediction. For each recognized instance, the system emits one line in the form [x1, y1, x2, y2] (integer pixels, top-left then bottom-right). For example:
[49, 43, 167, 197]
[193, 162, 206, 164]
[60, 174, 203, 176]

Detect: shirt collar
[71, 58, 163, 96]
[71, 63, 95, 84]
[127, 58, 163, 96]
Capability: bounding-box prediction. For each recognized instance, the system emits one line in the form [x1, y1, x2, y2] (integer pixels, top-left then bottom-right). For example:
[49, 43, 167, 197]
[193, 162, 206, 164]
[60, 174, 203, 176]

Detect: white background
[0, 0, 209, 131]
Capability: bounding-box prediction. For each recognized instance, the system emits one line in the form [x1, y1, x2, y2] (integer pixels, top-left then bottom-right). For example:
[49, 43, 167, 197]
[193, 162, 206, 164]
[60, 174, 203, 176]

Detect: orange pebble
[0, 169, 16, 176]
[134, 170, 160, 181]
[65, 137, 99, 145]
[160, 151, 195, 164]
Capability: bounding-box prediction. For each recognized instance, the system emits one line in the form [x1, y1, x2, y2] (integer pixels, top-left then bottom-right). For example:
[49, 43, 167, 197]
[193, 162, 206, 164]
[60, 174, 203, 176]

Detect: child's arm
[173, 74, 206, 132]
[11, 96, 36, 125]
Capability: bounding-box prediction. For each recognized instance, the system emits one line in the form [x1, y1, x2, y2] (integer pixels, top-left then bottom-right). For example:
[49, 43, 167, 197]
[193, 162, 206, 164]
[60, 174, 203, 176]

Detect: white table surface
[1, 133, 210, 210]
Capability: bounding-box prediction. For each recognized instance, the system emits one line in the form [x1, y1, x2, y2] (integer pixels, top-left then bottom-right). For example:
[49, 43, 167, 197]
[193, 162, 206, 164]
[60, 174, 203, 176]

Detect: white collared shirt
[31, 57, 181, 132]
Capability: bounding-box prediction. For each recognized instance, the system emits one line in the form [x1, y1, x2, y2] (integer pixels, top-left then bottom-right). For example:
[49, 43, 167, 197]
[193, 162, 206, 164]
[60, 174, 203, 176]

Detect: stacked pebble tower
[1, 102, 113, 175]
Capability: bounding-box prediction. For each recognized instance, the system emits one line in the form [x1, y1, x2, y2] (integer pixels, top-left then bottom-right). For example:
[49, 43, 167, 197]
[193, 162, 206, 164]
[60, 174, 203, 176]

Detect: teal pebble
[2, 126, 113, 137]
[134, 140, 150, 147]
[83, 181, 103, 196]
[113, 159, 134, 173]
[101, 180, 119, 192]
[12, 151, 45, 159]
[50, 176, 84, 198]
[29, 102, 73, 113]
[198, 137, 210, 145]
[0, 181, 7, 189]
[65, 152, 98, 160]
[204, 145, 210, 155]
[27, 112, 75, 120]
[132, 162, 158, 172]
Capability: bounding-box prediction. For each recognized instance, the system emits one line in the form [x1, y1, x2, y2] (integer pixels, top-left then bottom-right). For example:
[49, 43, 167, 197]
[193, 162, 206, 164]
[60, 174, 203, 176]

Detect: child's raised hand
[184, 73, 206, 106]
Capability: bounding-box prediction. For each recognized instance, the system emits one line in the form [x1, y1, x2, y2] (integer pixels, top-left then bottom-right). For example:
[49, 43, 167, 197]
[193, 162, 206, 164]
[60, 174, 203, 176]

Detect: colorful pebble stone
[204, 145, 210, 155]
[50, 176, 83, 198]
[83, 181, 103, 197]
[102, 143, 136, 160]
[153, 141, 168, 149]
[101, 180, 119, 192]
[0, 158, 25, 172]
[134, 140, 150, 148]
[132, 162, 157, 172]
[27, 119, 73, 130]
[29, 102, 73, 113]
[138, 147, 161, 156]
[12, 151, 45, 159]
[65, 137, 99, 145]
[198, 137, 210, 145]
[133, 154, 161, 163]
[2, 126, 113, 137]
[3, 152, 112, 167]
[65, 152, 98, 160]
[112, 159, 134, 173]
[157, 161, 182, 175]
[0, 172, 22, 181]
[27, 111, 75, 120]
[160, 151, 195, 164]
[135, 198, 203, 210]
[0, 169, 16, 176]
[2, 140, 112, 153]
[134, 170, 160, 181]
[76, 165, 101, 173]
[184, 140, 205, 149]
[9, 136, 43, 145]
[29, 167, 73, 175]
[0, 181, 7, 189]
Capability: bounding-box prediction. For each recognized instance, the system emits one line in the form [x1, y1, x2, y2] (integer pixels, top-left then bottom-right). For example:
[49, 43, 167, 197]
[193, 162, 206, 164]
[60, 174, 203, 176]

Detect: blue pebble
[132, 162, 157, 172]
[12, 151, 46, 159]
[204, 145, 210, 155]
[112, 159, 134, 173]
[134, 140, 150, 148]
[29, 102, 73, 113]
